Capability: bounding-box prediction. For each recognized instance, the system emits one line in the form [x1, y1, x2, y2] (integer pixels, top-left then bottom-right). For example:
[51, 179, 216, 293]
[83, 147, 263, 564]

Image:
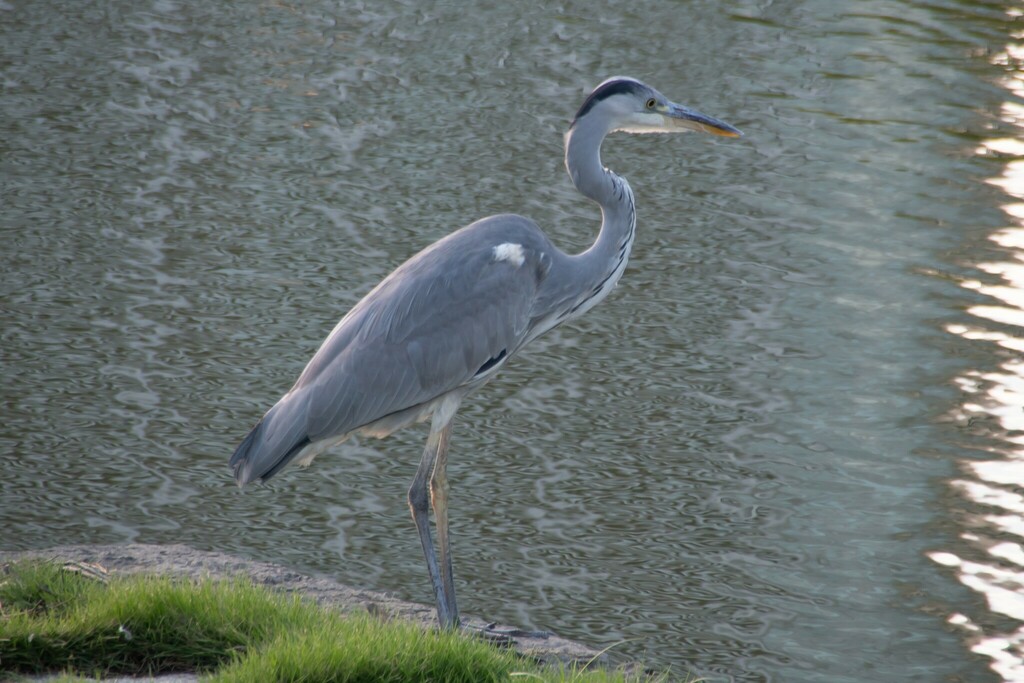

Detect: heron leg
[409, 414, 547, 641]
[408, 423, 456, 628]
[430, 421, 458, 628]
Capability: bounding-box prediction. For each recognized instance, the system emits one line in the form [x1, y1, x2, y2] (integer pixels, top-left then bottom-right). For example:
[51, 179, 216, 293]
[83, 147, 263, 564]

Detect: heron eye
[645, 98, 657, 109]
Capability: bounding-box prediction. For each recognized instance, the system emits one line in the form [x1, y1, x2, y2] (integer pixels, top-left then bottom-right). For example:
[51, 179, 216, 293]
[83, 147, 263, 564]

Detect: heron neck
[564, 120, 636, 274]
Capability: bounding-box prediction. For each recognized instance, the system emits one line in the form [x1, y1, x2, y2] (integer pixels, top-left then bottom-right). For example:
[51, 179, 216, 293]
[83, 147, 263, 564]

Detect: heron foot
[463, 621, 552, 645]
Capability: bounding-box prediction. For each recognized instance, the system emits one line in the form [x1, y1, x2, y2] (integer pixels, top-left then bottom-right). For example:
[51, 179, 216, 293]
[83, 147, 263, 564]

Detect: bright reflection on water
[3, 0, 1024, 681]
[935, 23, 1024, 682]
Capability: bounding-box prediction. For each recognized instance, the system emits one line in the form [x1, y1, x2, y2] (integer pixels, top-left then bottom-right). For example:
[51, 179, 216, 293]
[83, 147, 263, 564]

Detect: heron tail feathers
[229, 407, 311, 486]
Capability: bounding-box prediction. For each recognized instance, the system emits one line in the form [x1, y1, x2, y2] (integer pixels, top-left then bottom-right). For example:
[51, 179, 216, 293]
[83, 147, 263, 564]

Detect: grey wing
[300, 232, 544, 437]
[230, 216, 552, 484]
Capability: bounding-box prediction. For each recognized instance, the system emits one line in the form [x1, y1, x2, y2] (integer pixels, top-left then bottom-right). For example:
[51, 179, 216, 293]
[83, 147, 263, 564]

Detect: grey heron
[230, 77, 740, 631]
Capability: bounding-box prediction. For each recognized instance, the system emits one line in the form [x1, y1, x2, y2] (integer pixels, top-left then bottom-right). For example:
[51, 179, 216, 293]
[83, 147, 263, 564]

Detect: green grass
[0, 560, 669, 682]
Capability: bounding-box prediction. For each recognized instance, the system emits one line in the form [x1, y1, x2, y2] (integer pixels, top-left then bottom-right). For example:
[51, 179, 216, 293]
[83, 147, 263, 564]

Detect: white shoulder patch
[492, 242, 526, 267]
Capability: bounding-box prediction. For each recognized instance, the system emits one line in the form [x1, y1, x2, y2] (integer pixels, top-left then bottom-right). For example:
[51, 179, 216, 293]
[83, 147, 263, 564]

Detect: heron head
[571, 76, 741, 138]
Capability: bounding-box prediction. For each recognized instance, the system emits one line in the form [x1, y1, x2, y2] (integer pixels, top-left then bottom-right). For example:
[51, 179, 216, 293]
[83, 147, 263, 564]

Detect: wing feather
[299, 224, 543, 441]
[231, 215, 554, 484]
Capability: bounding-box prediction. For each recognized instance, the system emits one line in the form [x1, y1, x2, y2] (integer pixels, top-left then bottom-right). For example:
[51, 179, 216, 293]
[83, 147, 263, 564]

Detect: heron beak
[665, 102, 742, 138]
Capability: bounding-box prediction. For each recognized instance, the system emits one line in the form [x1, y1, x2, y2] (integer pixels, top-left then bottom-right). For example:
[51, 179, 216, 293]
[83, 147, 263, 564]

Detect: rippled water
[5, 1, 1024, 681]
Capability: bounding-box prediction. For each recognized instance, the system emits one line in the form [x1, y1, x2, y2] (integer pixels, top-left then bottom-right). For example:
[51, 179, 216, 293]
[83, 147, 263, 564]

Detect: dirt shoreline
[1, 543, 607, 671]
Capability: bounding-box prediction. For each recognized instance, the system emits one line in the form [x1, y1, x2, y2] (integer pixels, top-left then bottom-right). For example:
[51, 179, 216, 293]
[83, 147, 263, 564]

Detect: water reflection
[936, 22, 1024, 682]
